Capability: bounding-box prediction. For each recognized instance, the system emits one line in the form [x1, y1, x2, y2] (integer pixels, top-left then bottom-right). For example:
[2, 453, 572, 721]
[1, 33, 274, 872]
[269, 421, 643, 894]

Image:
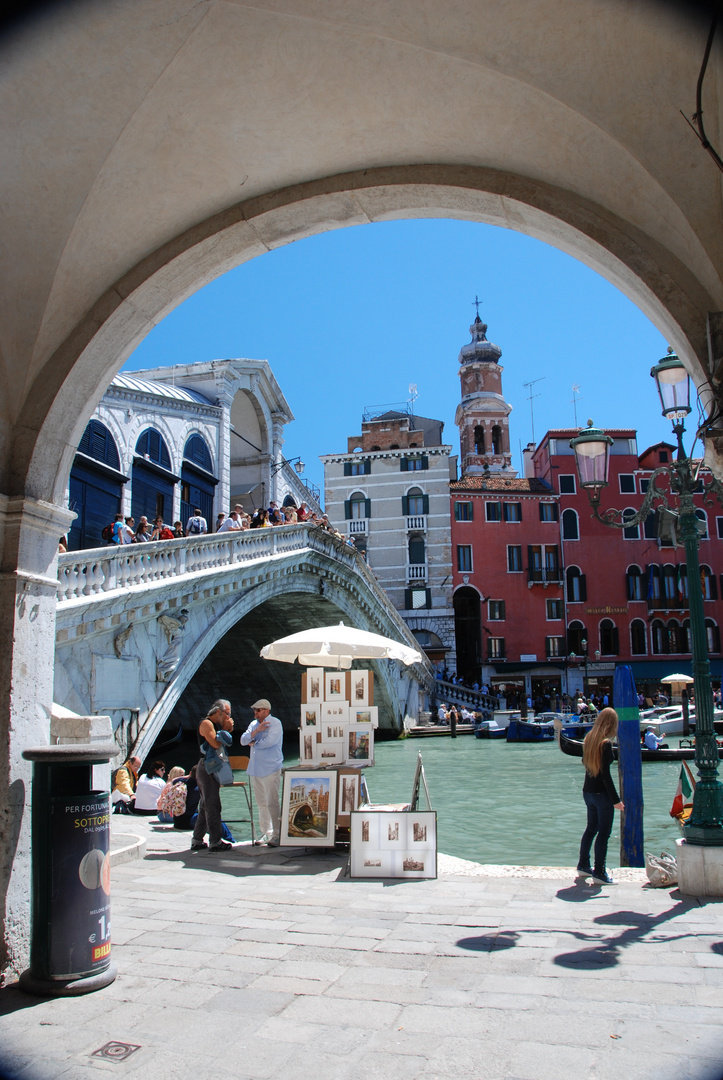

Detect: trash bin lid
[22, 743, 118, 764]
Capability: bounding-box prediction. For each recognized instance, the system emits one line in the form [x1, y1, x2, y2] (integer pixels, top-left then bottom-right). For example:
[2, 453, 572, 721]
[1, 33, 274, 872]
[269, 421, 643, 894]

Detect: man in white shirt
[119, 516, 135, 544]
[217, 511, 242, 533]
[186, 508, 208, 535]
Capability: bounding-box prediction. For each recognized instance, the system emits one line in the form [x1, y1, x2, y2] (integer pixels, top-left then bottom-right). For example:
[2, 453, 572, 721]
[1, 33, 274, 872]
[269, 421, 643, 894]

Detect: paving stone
[284, 994, 403, 1030]
[507, 1040, 596, 1080]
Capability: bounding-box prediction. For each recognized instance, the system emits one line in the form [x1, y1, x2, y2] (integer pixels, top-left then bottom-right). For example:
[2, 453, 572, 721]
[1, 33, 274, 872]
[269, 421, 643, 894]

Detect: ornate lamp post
[570, 349, 723, 846]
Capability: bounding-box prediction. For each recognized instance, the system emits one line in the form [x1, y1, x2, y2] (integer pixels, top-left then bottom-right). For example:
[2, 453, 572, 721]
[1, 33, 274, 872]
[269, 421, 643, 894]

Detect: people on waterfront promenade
[240, 698, 283, 847]
[577, 707, 624, 885]
[191, 699, 235, 852]
[133, 761, 167, 815]
[112, 755, 141, 812]
[186, 508, 207, 535]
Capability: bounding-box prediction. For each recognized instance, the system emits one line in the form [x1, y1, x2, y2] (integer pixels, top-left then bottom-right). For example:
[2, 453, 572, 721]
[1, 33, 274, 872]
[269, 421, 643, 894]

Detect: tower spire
[454, 309, 515, 478]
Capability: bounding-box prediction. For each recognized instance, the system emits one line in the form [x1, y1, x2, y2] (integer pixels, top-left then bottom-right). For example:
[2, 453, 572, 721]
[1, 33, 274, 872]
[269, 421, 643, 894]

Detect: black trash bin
[19, 743, 119, 996]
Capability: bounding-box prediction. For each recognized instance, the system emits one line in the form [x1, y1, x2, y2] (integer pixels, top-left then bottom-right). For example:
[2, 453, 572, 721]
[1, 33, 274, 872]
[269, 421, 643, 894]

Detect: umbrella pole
[682, 688, 690, 737]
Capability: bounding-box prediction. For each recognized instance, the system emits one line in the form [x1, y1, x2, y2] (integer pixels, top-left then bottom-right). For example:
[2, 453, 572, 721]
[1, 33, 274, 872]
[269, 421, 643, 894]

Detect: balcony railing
[527, 568, 563, 585]
[407, 563, 428, 582]
[348, 519, 368, 535]
[406, 515, 427, 531]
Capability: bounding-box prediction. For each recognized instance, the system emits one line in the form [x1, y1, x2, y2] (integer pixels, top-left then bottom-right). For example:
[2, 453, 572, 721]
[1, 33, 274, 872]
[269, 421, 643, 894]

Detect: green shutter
[421, 455, 429, 470]
[404, 588, 412, 610]
[344, 500, 352, 520]
[364, 499, 371, 518]
[401, 495, 409, 516]
[343, 462, 352, 477]
[422, 494, 430, 515]
[400, 458, 409, 472]
[364, 459, 371, 475]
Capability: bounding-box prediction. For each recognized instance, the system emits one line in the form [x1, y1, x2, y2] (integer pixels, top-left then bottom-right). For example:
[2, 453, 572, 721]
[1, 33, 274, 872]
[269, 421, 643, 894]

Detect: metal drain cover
[91, 1042, 141, 1063]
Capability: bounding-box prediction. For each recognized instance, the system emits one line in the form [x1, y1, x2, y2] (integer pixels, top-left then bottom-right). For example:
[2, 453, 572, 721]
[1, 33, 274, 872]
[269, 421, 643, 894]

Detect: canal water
[217, 733, 686, 867]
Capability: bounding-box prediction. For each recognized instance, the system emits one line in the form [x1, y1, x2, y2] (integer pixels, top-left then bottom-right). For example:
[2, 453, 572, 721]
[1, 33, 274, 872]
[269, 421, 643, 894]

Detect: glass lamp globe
[570, 421, 613, 493]
[650, 348, 691, 419]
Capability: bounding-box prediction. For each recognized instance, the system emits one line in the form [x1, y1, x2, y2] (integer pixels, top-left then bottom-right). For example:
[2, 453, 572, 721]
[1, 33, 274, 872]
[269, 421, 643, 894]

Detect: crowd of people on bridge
[99, 499, 352, 547]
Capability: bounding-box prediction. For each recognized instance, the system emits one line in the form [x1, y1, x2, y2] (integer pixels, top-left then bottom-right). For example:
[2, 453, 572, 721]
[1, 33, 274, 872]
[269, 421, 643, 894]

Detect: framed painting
[305, 668, 324, 703]
[299, 731, 317, 764]
[350, 706, 378, 728]
[346, 725, 373, 765]
[300, 704, 320, 729]
[349, 669, 372, 707]
[324, 722, 347, 740]
[281, 770, 337, 847]
[336, 772, 361, 820]
[325, 671, 347, 701]
[321, 702, 349, 724]
[318, 741, 345, 765]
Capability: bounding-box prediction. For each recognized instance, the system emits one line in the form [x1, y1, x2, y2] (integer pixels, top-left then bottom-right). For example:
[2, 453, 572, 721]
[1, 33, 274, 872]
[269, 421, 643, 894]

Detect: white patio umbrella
[260, 622, 423, 669]
[660, 673, 694, 684]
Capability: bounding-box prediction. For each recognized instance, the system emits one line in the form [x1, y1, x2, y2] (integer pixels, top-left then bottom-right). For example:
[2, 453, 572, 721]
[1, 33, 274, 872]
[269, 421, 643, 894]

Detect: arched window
[78, 419, 121, 470]
[474, 425, 485, 454]
[566, 566, 586, 603]
[630, 619, 647, 655]
[347, 492, 369, 519]
[561, 508, 579, 540]
[681, 620, 691, 653]
[492, 425, 502, 454]
[662, 565, 678, 605]
[667, 619, 682, 653]
[702, 565, 718, 600]
[567, 621, 586, 655]
[135, 427, 172, 470]
[626, 565, 644, 601]
[408, 534, 425, 564]
[706, 620, 721, 654]
[599, 619, 619, 656]
[183, 434, 213, 472]
[406, 487, 426, 516]
[623, 507, 640, 540]
[696, 509, 709, 539]
[651, 620, 667, 654]
[647, 564, 662, 602]
[643, 510, 658, 540]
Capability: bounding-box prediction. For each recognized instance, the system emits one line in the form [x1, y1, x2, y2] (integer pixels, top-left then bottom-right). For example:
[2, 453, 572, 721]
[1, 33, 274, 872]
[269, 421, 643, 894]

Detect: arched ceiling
[1, 0, 722, 501]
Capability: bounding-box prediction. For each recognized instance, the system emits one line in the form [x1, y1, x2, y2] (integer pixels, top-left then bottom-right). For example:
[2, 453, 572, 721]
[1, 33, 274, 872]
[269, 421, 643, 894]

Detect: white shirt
[217, 516, 242, 532]
[134, 775, 166, 810]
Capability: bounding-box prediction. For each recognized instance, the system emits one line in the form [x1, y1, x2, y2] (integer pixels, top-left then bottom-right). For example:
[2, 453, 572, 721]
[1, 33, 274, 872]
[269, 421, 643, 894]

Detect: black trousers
[192, 760, 223, 846]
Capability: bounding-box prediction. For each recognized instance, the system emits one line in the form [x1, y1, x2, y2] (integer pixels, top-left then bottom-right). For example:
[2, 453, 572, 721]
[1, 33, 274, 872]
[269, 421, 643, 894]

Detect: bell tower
[454, 308, 515, 477]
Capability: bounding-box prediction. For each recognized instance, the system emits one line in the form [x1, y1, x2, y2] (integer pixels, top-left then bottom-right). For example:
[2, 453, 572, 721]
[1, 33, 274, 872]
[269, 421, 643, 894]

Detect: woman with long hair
[577, 707, 624, 885]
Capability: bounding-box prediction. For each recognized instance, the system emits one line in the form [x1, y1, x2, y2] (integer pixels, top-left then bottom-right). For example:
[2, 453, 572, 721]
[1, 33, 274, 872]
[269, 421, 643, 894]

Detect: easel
[410, 751, 432, 811]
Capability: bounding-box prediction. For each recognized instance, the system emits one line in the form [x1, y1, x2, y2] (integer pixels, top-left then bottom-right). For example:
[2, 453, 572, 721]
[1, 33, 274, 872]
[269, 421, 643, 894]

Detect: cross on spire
[472, 295, 483, 318]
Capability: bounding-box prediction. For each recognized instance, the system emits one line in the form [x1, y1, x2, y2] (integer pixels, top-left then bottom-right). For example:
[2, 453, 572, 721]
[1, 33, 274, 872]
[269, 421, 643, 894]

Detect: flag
[670, 761, 695, 819]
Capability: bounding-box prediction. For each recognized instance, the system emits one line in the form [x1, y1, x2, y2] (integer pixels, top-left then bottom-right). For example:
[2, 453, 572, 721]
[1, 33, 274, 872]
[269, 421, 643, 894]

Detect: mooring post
[614, 664, 644, 867]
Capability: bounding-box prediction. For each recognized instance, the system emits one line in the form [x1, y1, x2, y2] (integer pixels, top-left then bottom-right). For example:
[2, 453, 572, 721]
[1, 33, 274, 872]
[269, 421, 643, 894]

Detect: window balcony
[527, 568, 563, 586]
[406, 514, 427, 531]
[407, 563, 428, 582]
[347, 519, 368, 535]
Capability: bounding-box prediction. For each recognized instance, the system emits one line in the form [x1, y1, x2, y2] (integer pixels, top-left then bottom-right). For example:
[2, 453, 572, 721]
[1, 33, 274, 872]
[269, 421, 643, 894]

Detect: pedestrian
[577, 707, 624, 885]
[217, 510, 242, 532]
[186, 507, 207, 535]
[240, 698, 283, 846]
[112, 755, 141, 813]
[133, 761, 166, 815]
[191, 699, 235, 852]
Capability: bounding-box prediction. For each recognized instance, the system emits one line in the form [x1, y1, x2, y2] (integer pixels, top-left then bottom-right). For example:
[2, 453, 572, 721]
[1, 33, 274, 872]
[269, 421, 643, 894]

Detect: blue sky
[125, 218, 674, 504]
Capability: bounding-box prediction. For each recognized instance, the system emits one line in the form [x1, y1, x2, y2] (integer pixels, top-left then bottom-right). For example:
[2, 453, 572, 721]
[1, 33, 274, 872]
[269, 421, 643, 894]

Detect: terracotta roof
[450, 476, 553, 494]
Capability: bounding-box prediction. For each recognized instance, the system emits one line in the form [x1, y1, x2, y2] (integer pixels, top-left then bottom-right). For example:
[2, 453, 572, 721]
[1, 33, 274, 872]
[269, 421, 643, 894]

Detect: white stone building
[67, 358, 321, 549]
[321, 408, 455, 668]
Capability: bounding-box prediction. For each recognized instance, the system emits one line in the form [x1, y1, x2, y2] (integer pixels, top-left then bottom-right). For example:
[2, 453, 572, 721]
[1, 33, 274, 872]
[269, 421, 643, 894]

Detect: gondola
[558, 730, 702, 762]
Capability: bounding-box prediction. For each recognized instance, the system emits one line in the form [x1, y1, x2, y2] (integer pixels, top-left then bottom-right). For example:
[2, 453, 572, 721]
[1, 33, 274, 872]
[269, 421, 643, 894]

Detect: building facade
[450, 317, 723, 706]
[322, 408, 455, 668]
[67, 358, 321, 550]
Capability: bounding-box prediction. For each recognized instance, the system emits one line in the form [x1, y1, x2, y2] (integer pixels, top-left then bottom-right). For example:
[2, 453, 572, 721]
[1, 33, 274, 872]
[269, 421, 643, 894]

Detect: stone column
[0, 495, 75, 982]
[215, 391, 233, 516]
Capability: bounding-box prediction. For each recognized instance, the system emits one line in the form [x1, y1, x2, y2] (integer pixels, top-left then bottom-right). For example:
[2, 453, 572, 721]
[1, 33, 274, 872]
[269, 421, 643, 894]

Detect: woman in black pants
[577, 707, 625, 885]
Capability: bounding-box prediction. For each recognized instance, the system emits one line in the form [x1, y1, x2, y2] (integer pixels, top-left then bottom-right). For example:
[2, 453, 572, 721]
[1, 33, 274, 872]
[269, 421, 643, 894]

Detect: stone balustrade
[56, 523, 376, 604]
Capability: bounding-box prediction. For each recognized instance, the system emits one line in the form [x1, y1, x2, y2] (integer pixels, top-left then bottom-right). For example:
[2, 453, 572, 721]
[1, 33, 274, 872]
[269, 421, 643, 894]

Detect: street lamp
[581, 637, 589, 698]
[571, 348, 723, 846]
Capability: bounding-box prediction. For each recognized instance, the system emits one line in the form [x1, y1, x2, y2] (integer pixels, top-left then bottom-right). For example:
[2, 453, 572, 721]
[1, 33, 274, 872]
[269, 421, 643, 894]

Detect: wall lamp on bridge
[271, 456, 305, 476]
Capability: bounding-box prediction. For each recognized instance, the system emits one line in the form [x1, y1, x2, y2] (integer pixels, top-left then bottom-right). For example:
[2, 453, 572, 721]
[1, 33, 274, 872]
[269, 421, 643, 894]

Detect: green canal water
[220, 733, 686, 867]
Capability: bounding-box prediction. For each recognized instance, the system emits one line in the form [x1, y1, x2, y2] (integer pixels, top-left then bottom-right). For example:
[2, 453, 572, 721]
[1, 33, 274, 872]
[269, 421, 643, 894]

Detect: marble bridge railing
[56, 524, 366, 603]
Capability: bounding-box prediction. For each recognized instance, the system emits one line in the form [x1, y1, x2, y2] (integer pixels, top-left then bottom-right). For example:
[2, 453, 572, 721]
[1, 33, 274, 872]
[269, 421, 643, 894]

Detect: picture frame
[325, 671, 347, 701]
[346, 725, 373, 765]
[336, 771, 361, 821]
[281, 770, 338, 847]
[304, 668, 324, 703]
[321, 702, 349, 724]
[299, 731, 317, 764]
[348, 669, 372, 707]
[318, 741, 345, 765]
[350, 706, 378, 728]
[300, 704, 320, 729]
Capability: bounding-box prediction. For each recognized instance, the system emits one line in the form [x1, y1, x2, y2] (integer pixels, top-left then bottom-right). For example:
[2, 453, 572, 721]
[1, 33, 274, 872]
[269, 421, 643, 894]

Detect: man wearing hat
[240, 698, 284, 846]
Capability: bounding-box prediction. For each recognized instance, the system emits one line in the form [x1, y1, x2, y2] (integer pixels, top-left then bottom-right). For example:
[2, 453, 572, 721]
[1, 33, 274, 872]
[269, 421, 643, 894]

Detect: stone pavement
[1, 817, 723, 1080]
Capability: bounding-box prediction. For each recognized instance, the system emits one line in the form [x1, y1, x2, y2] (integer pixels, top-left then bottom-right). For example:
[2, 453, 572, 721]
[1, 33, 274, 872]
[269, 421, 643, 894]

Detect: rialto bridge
[54, 526, 434, 763]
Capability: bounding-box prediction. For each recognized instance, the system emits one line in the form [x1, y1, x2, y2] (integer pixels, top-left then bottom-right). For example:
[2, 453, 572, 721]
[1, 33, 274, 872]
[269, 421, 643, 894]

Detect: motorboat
[506, 716, 555, 742]
[474, 719, 507, 739]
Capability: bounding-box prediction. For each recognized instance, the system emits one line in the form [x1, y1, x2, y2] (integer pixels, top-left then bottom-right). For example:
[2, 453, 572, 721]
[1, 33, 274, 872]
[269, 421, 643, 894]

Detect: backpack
[159, 527, 174, 540]
[160, 781, 187, 817]
[102, 523, 114, 543]
[187, 517, 202, 534]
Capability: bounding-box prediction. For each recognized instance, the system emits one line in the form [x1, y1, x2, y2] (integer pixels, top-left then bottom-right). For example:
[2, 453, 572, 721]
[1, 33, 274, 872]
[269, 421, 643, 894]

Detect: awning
[628, 661, 693, 679]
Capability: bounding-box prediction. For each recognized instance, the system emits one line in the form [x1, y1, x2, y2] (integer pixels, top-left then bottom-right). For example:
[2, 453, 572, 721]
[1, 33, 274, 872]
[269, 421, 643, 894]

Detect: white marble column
[0, 495, 75, 980]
